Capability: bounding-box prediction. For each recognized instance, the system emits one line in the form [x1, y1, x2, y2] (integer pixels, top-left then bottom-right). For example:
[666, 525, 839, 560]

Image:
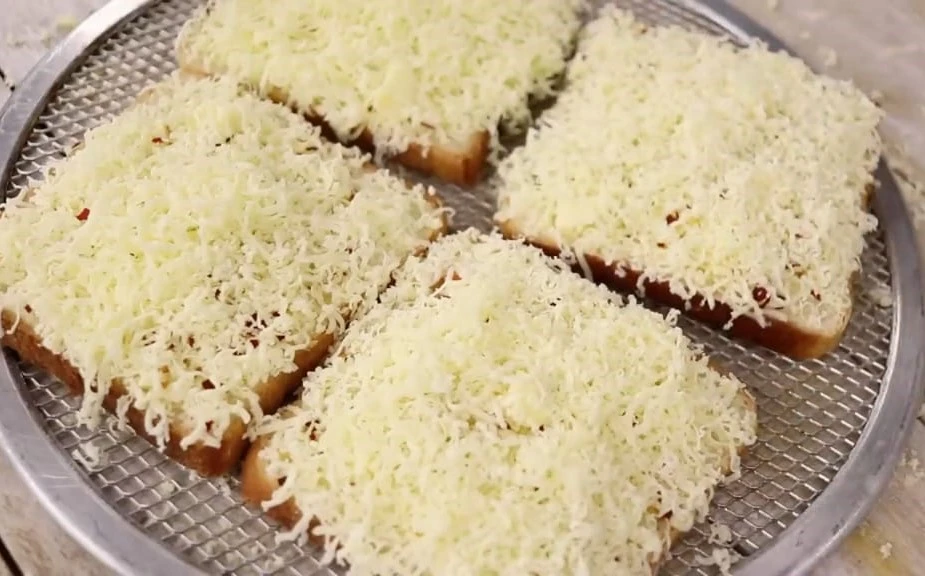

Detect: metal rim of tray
[0, 1, 923, 575]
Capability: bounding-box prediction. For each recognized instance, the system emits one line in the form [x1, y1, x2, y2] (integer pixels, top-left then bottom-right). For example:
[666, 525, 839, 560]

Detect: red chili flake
[201, 380, 215, 390]
[187, 335, 196, 347]
[811, 289, 821, 301]
[152, 136, 165, 144]
[214, 288, 221, 299]
[24, 305, 32, 313]
[76, 207, 90, 221]
[276, 334, 285, 342]
[666, 211, 679, 225]
[249, 338, 259, 348]
[752, 286, 770, 308]
[657, 242, 667, 248]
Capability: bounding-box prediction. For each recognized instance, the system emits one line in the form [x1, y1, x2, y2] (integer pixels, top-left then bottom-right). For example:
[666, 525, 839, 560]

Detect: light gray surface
[0, 0, 104, 84]
[0, 3, 920, 569]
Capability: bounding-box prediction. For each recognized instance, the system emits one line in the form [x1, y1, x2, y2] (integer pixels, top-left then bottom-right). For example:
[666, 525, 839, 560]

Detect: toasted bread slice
[494, 8, 883, 359]
[175, 0, 585, 187]
[241, 231, 758, 575]
[0, 75, 447, 477]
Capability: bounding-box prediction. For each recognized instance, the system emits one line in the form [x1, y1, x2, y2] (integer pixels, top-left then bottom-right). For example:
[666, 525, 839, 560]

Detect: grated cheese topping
[256, 231, 757, 576]
[177, 0, 585, 156]
[496, 7, 882, 334]
[71, 440, 106, 471]
[695, 547, 740, 576]
[0, 75, 445, 450]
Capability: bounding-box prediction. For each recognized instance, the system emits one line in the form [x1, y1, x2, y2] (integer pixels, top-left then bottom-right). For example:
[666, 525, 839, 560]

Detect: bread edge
[0, 310, 334, 477]
[494, 179, 877, 361]
[175, 55, 490, 188]
[496, 220, 853, 360]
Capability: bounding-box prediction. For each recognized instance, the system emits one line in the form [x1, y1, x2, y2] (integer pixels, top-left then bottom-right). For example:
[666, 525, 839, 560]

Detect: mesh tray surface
[0, 1, 918, 575]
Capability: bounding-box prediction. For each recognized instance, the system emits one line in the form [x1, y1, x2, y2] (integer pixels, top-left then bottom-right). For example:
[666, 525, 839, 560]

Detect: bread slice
[175, 0, 585, 187]
[241, 399, 754, 576]
[2, 313, 333, 476]
[241, 231, 758, 575]
[0, 75, 447, 477]
[494, 7, 883, 360]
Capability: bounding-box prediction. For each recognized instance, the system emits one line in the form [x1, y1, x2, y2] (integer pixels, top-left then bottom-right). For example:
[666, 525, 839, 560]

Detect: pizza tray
[0, 1, 922, 575]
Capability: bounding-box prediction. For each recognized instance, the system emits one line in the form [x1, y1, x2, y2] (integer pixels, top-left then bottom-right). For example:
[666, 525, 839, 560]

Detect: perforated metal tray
[0, 1, 923, 575]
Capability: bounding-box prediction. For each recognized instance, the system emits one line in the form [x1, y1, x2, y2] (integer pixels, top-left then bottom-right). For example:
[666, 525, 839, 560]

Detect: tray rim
[0, 1, 922, 575]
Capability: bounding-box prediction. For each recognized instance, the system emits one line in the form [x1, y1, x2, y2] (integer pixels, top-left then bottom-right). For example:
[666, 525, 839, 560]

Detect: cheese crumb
[213, 476, 232, 497]
[71, 440, 106, 471]
[256, 231, 757, 576]
[868, 285, 892, 308]
[879, 542, 893, 559]
[259, 556, 284, 574]
[696, 547, 741, 576]
[819, 46, 838, 68]
[154, 481, 177, 497]
[55, 15, 80, 34]
[708, 522, 734, 545]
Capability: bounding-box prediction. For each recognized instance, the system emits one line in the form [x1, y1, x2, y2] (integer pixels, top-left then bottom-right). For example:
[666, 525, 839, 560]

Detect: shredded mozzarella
[155, 481, 177, 498]
[71, 440, 105, 471]
[695, 547, 741, 576]
[0, 75, 445, 450]
[177, 0, 586, 156]
[256, 231, 757, 576]
[708, 523, 734, 545]
[496, 7, 882, 334]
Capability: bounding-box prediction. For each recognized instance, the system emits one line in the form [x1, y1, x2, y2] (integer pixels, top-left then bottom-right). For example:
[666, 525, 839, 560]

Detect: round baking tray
[0, 1, 923, 575]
